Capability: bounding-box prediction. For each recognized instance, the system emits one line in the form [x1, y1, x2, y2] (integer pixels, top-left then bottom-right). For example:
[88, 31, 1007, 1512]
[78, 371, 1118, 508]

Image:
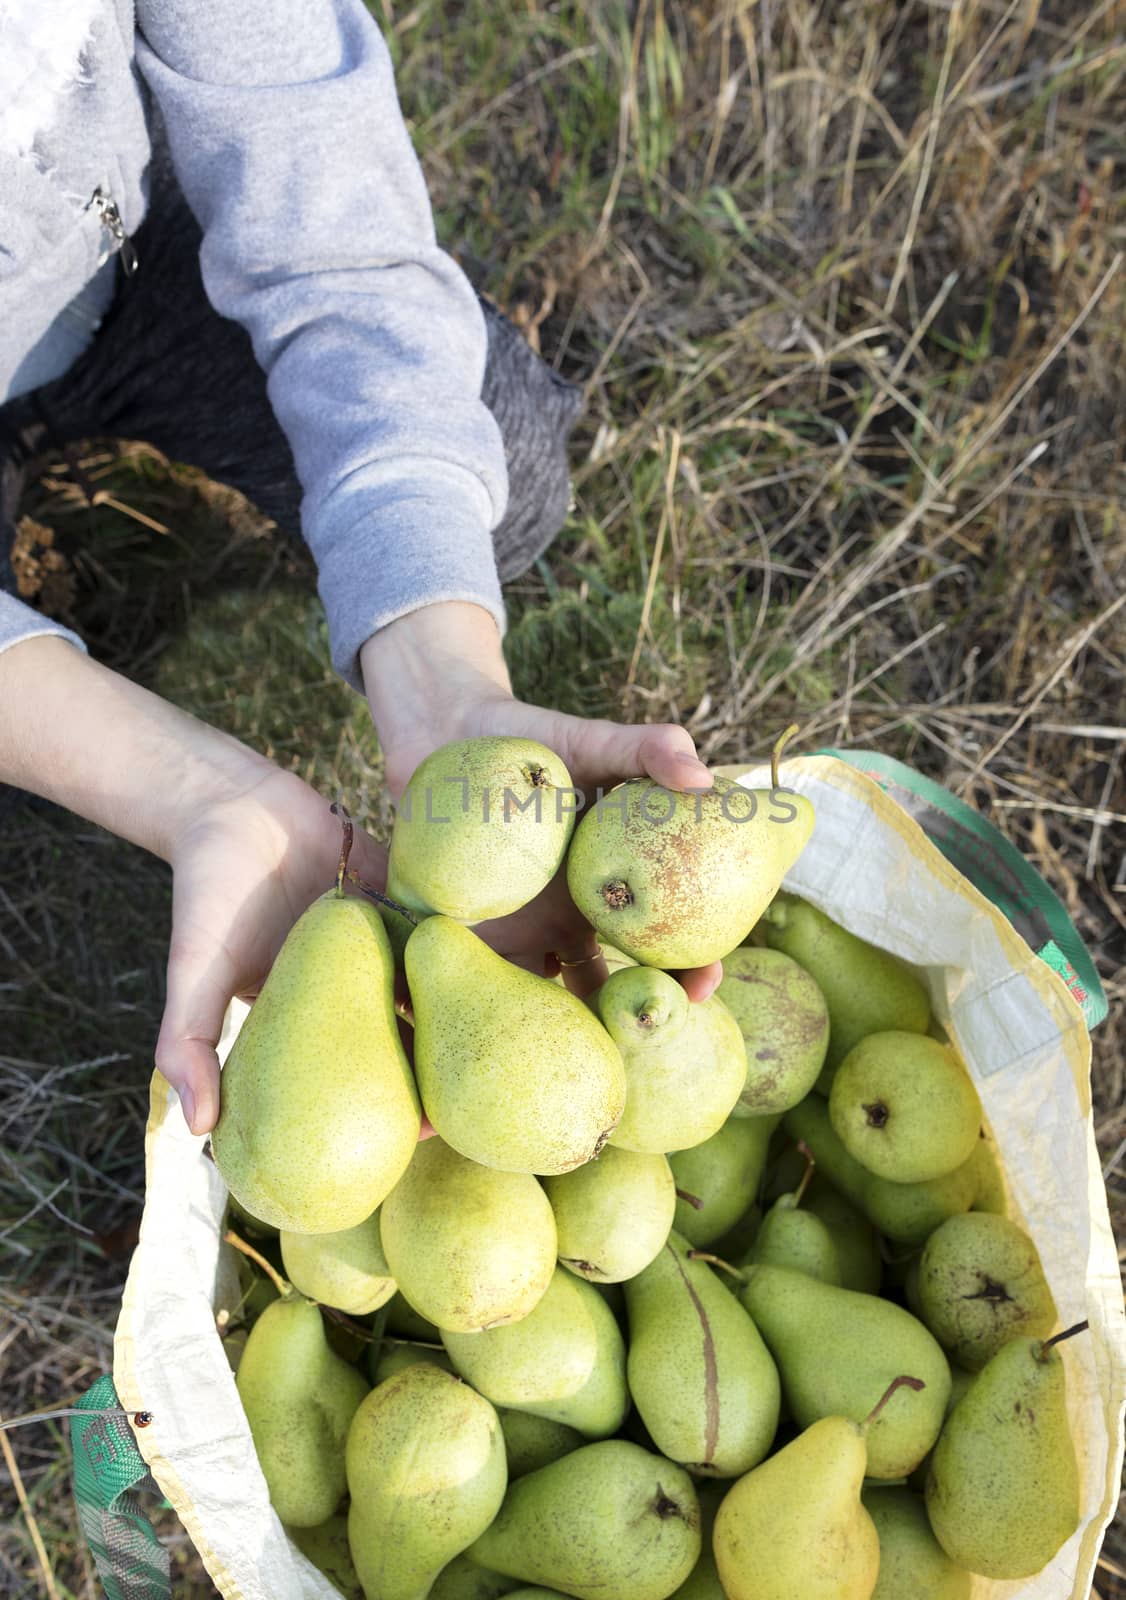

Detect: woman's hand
[361, 602, 725, 1002]
[158, 766, 387, 1134]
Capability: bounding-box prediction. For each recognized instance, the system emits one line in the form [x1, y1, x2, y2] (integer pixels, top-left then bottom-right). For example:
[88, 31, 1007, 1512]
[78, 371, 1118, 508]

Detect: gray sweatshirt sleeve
[0, 593, 87, 661]
[134, 0, 510, 690]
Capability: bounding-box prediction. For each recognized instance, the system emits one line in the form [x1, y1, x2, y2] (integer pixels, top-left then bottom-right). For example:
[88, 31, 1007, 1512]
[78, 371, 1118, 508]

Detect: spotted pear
[407, 919, 626, 1174]
[347, 1363, 507, 1600]
[280, 1208, 395, 1316]
[862, 1488, 971, 1599]
[761, 895, 930, 1089]
[442, 1268, 628, 1438]
[380, 1139, 556, 1333]
[212, 876, 420, 1234]
[236, 1295, 367, 1527]
[594, 968, 745, 1153]
[669, 1115, 776, 1247]
[829, 1032, 981, 1183]
[917, 1212, 1056, 1370]
[497, 1410, 584, 1479]
[387, 737, 576, 923]
[742, 1151, 840, 1284]
[718, 947, 829, 1114]
[468, 1440, 701, 1600]
[543, 1146, 676, 1283]
[566, 762, 814, 969]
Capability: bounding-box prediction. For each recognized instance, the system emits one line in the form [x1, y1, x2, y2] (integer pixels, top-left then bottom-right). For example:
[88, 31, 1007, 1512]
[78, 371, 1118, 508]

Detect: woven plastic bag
[112, 755, 1126, 1599]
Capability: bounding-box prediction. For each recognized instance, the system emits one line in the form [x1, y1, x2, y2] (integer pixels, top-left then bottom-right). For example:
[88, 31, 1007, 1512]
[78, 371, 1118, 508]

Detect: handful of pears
[210, 736, 1086, 1600]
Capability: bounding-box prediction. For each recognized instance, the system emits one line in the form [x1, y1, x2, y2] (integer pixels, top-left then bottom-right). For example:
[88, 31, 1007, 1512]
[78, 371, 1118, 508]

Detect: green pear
[803, 1177, 882, 1294]
[970, 1129, 1008, 1213]
[212, 889, 420, 1233]
[669, 1115, 776, 1247]
[280, 1208, 396, 1316]
[497, 1409, 584, 1479]
[380, 1139, 556, 1333]
[289, 1515, 363, 1600]
[624, 1232, 780, 1477]
[740, 1264, 950, 1477]
[668, 1482, 726, 1599]
[236, 1295, 367, 1527]
[712, 1385, 919, 1599]
[567, 775, 815, 968]
[543, 1145, 675, 1282]
[370, 1341, 454, 1385]
[743, 1161, 840, 1284]
[829, 1033, 982, 1182]
[407, 919, 626, 1174]
[347, 1363, 507, 1600]
[926, 1332, 1081, 1578]
[384, 1293, 440, 1342]
[917, 1212, 1056, 1370]
[862, 1488, 971, 1599]
[442, 1268, 628, 1438]
[717, 947, 829, 1114]
[468, 1440, 701, 1600]
[429, 1557, 521, 1600]
[594, 969, 745, 1153]
[784, 1095, 976, 1246]
[761, 894, 931, 1088]
[387, 737, 576, 923]
[227, 1193, 278, 1239]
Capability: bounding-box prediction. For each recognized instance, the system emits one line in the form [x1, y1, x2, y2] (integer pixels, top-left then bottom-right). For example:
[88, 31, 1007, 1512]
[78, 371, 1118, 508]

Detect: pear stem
[381, 1337, 448, 1352]
[0, 1406, 153, 1433]
[792, 1141, 816, 1208]
[345, 871, 420, 926]
[770, 724, 800, 790]
[320, 1306, 380, 1344]
[331, 802, 353, 896]
[675, 1188, 705, 1212]
[223, 1229, 291, 1299]
[862, 1374, 925, 1430]
[1036, 1320, 1089, 1359]
[687, 1249, 746, 1283]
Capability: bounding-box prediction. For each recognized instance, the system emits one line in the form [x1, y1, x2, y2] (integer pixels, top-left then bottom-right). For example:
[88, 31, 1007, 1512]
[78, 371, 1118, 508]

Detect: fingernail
[179, 1087, 196, 1133]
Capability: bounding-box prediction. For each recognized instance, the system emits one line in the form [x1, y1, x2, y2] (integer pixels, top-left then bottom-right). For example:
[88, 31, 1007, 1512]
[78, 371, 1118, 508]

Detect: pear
[380, 1139, 556, 1333]
[594, 969, 745, 1153]
[236, 1295, 367, 1527]
[566, 772, 815, 968]
[289, 1515, 363, 1600]
[742, 1156, 840, 1284]
[384, 1293, 440, 1342]
[227, 1193, 279, 1240]
[917, 1212, 1056, 1370]
[803, 1177, 882, 1294]
[624, 1232, 780, 1477]
[468, 1439, 701, 1600]
[497, 1410, 584, 1479]
[740, 1264, 950, 1477]
[761, 894, 930, 1089]
[347, 1363, 507, 1600]
[429, 1557, 521, 1600]
[280, 1208, 396, 1316]
[442, 1268, 628, 1438]
[970, 1129, 1008, 1213]
[387, 737, 576, 923]
[862, 1488, 971, 1599]
[717, 947, 829, 1114]
[784, 1095, 976, 1246]
[407, 919, 626, 1174]
[829, 1032, 982, 1183]
[926, 1331, 1082, 1577]
[669, 1115, 776, 1247]
[370, 1342, 454, 1385]
[712, 1378, 922, 1600]
[212, 888, 420, 1234]
[543, 1145, 675, 1282]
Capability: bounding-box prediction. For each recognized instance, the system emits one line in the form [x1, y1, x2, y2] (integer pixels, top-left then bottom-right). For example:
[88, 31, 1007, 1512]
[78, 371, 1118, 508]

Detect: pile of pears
[210, 736, 1085, 1600]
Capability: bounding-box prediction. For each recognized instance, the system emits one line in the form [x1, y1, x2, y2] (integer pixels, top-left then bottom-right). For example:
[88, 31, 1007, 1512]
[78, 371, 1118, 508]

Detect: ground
[1, 0, 1123, 1595]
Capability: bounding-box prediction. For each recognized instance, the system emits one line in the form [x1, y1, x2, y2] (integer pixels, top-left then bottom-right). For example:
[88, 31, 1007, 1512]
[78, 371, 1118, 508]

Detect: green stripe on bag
[71, 1377, 170, 1600]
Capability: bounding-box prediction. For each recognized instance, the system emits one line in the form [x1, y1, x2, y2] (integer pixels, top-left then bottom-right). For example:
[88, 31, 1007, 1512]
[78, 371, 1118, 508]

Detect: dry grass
[2, 0, 1124, 1593]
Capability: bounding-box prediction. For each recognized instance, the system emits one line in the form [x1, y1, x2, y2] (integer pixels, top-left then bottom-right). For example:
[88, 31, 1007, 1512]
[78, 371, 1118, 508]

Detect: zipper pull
[87, 185, 139, 276]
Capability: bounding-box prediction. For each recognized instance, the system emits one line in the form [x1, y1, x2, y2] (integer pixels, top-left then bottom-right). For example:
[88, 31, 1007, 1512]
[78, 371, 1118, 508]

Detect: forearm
[0, 637, 273, 862]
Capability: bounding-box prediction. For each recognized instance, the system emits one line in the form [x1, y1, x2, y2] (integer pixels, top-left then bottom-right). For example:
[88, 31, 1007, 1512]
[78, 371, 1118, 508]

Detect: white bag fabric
[114, 755, 1126, 1599]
